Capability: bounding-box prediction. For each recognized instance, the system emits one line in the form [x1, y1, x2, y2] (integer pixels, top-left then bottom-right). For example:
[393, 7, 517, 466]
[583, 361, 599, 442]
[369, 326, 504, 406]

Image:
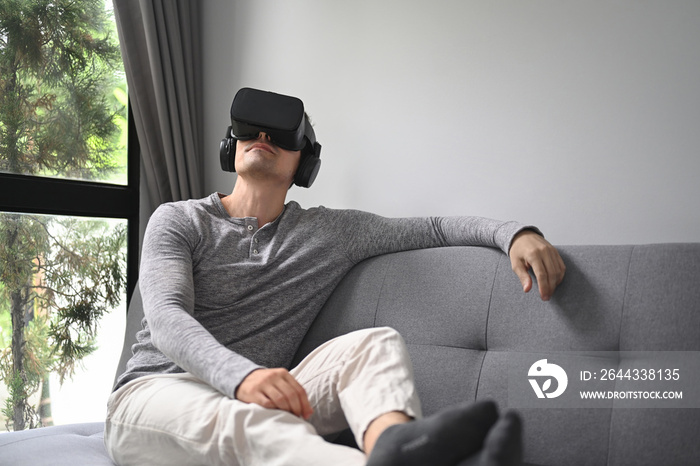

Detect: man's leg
[292, 326, 522, 466]
[104, 373, 366, 466]
[290, 326, 422, 451]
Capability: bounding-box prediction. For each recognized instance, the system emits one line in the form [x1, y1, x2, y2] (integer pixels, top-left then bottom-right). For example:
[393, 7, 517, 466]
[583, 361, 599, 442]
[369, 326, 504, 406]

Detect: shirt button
[247, 225, 254, 231]
[254, 238, 259, 244]
[253, 249, 259, 254]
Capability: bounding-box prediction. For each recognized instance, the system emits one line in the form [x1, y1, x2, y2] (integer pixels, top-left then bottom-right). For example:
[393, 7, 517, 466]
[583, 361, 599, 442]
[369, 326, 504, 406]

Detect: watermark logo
[528, 359, 568, 399]
[509, 352, 699, 408]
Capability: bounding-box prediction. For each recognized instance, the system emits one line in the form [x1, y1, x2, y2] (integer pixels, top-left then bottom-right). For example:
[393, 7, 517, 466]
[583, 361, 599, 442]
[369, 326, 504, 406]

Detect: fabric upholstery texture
[0, 422, 112, 466]
[293, 245, 700, 466]
[1, 244, 698, 466]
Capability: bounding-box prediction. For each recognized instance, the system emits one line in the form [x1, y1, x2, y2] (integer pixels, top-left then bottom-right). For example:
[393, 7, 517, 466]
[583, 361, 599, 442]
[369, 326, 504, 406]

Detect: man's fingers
[295, 386, 314, 420]
[237, 368, 313, 419]
[509, 230, 566, 301]
[512, 260, 533, 293]
[267, 371, 312, 419]
[556, 253, 566, 285]
[529, 258, 552, 301]
[279, 375, 311, 419]
[531, 249, 566, 301]
[264, 384, 295, 414]
[535, 252, 556, 300]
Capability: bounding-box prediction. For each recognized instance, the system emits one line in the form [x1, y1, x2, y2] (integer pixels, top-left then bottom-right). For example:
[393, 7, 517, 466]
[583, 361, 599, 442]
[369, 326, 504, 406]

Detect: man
[105, 88, 565, 466]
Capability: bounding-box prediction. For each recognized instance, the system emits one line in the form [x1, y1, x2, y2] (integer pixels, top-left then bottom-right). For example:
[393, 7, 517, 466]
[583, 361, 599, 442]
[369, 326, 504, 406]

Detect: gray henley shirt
[115, 193, 534, 399]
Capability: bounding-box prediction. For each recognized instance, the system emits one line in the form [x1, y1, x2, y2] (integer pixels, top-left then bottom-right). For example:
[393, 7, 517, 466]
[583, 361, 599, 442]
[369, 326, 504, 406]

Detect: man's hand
[236, 368, 314, 420]
[509, 230, 566, 301]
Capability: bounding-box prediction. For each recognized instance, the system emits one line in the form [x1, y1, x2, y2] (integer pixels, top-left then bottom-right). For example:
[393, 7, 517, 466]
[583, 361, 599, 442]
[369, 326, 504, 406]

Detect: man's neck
[221, 178, 288, 226]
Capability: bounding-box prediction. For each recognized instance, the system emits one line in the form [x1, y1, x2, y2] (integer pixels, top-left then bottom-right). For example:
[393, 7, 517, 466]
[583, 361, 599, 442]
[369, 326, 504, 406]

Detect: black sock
[366, 400, 499, 466]
[457, 410, 523, 466]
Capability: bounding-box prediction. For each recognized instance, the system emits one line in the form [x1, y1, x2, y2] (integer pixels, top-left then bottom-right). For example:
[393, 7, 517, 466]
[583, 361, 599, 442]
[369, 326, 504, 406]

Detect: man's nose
[257, 131, 271, 141]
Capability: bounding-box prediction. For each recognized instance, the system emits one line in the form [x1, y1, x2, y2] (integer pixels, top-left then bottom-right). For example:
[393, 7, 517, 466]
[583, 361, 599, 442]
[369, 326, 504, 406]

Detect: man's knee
[367, 326, 407, 347]
[351, 327, 410, 362]
[358, 326, 403, 342]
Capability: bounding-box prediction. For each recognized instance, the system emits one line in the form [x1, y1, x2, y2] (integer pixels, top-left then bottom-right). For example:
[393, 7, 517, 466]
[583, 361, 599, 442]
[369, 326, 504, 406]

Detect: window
[0, 0, 138, 431]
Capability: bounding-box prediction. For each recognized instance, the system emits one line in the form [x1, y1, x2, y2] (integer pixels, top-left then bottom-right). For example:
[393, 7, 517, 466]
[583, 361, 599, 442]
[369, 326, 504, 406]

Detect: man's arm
[139, 204, 263, 399]
[333, 209, 565, 300]
[142, 206, 313, 417]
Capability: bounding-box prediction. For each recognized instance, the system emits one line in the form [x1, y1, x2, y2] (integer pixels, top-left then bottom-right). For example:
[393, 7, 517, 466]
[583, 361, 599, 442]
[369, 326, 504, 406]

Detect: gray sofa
[1, 244, 699, 465]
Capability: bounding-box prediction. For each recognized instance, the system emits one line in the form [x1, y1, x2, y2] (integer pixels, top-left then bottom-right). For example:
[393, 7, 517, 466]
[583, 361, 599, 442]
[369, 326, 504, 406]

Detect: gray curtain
[114, 0, 204, 226]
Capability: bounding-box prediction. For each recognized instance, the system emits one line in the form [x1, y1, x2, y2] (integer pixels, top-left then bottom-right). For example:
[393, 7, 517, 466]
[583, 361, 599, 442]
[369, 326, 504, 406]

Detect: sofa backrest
[293, 244, 700, 466]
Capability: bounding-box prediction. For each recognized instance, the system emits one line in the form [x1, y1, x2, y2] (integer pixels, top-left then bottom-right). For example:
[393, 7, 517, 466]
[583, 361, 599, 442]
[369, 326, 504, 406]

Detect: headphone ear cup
[219, 127, 236, 172]
[294, 156, 321, 188]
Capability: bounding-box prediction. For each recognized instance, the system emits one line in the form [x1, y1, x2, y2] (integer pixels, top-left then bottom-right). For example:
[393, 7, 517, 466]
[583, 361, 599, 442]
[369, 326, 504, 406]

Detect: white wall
[202, 0, 700, 245]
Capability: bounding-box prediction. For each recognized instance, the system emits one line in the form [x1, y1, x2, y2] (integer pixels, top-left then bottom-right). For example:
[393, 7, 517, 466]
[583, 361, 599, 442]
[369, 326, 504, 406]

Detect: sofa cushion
[0, 422, 114, 466]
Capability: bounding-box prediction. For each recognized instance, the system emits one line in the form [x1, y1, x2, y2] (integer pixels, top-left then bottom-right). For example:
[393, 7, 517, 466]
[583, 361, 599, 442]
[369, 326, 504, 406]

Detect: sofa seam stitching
[604, 244, 636, 465]
[0, 427, 104, 447]
[475, 253, 500, 400]
[484, 253, 501, 352]
[372, 258, 391, 328]
[617, 244, 635, 351]
[406, 342, 496, 350]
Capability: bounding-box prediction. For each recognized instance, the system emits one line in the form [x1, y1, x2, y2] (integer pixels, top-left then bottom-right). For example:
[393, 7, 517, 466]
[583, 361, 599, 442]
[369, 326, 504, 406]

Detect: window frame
[0, 108, 140, 302]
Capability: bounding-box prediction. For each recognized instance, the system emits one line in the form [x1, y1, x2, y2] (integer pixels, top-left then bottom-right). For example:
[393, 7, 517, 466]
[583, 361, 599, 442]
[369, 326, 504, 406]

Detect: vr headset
[220, 88, 322, 188]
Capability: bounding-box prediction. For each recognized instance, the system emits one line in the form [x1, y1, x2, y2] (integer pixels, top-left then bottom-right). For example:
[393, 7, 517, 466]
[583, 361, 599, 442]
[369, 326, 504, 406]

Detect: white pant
[104, 327, 422, 466]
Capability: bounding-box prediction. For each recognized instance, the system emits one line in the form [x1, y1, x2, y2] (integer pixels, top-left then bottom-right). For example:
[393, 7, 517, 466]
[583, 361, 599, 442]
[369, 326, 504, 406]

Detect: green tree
[0, 0, 127, 430]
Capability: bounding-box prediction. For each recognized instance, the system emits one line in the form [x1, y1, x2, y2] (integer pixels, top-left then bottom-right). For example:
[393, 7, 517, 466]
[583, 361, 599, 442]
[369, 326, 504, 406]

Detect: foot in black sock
[457, 410, 523, 466]
[366, 400, 499, 466]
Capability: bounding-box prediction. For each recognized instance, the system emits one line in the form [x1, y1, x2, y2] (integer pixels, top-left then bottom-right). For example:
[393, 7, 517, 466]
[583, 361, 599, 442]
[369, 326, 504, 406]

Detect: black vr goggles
[219, 88, 322, 188]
